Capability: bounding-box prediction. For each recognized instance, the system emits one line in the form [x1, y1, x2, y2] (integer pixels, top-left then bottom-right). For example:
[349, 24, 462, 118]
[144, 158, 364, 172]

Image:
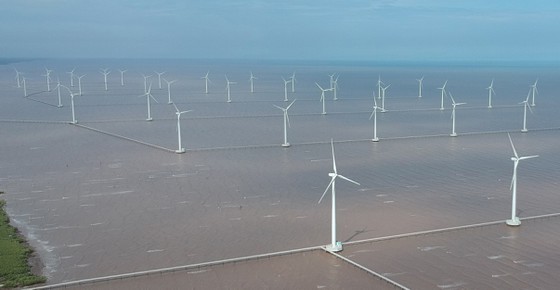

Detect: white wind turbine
[163, 78, 177, 104]
[316, 83, 332, 115]
[417, 76, 424, 98]
[67, 68, 75, 87]
[380, 84, 390, 112]
[119, 69, 127, 86]
[225, 75, 236, 103]
[520, 90, 533, 133]
[100, 68, 110, 91]
[369, 94, 380, 142]
[273, 99, 296, 147]
[61, 85, 79, 124]
[318, 139, 361, 252]
[142, 74, 152, 93]
[55, 77, 63, 107]
[377, 75, 385, 100]
[449, 92, 466, 137]
[172, 102, 192, 153]
[506, 133, 538, 226]
[249, 71, 257, 93]
[290, 72, 296, 92]
[22, 77, 28, 97]
[43, 68, 53, 92]
[155, 71, 166, 89]
[438, 80, 448, 110]
[202, 71, 211, 94]
[487, 79, 495, 109]
[77, 74, 86, 96]
[329, 74, 336, 89]
[530, 79, 538, 107]
[332, 75, 339, 101]
[138, 82, 158, 121]
[282, 76, 291, 102]
[14, 68, 23, 88]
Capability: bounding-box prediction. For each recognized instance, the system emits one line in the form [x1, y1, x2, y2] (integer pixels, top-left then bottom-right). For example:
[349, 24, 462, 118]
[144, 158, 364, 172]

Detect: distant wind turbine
[202, 71, 211, 94]
[332, 75, 339, 101]
[380, 84, 390, 112]
[438, 80, 448, 110]
[530, 79, 538, 107]
[119, 69, 128, 86]
[487, 79, 495, 109]
[318, 139, 361, 252]
[316, 83, 332, 115]
[449, 92, 466, 137]
[273, 99, 296, 147]
[506, 133, 538, 226]
[163, 78, 177, 104]
[520, 90, 533, 133]
[155, 71, 166, 89]
[14, 68, 23, 88]
[43, 68, 53, 92]
[249, 71, 257, 93]
[377, 75, 385, 100]
[329, 74, 336, 90]
[369, 94, 380, 142]
[67, 68, 76, 87]
[100, 68, 110, 91]
[22, 77, 27, 97]
[138, 82, 158, 121]
[77, 74, 86, 96]
[61, 85, 79, 124]
[417, 76, 424, 98]
[172, 102, 192, 153]
[290, 72, 296, 92]
[225, 75, 236, 103]
[282, 76, 291, 102]
[55, 77, 63, 107]
[142, 74, 152, 93]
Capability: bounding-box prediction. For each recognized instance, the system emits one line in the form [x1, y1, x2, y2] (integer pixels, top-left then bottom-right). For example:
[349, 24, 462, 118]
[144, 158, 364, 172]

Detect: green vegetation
[0, 194, 46, 288]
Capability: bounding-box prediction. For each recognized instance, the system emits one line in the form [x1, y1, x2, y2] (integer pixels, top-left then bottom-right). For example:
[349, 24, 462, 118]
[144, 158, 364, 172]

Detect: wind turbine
[520, 90, 533, 133]
[290, 72, 296, 92]
[67, 68, 75, 87]
[380, 84, 390, 112]
[487, 79, 495, 109]
[530, 79, 538, 107]
[61, 85, 79, 124]
[77, 74, 86, 96]
[282, 76, 291, 102]
[449, 92, 466, 137]
[55, 77, 63, 107]
[369, 94, 380, 142]
[119, 69, 127, 86]
[155, 71, 166, 89]
[438, 80, 448, 110]
[316, 83, 331, 115]
[22, 77, 27, 97]
[318, 139, 361, 252]
[138, 82, 158, 121]
[377, 75, 385, 100]
[332, 75, 339, 101]
[225, 75, 236, 103]
[273, 99, 296, 147]
[249, 71, 257, 93]
[202, 71, 211, 94]
[172, 102, 192, 153]
[43, 68, 53, 92]
[417, 76, 424, 98]
[329, 73, 336, 90]
[141, 74, 152, 93]
[163, 78, 177, 104]
[506, 133, 538, 226]
[14, 68, 23, 88]
[100, 68, 110, 91]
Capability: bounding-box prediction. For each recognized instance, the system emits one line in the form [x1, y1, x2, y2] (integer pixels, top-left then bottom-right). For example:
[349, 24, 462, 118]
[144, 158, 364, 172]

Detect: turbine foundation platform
[506, 217, 521, 226]
[326, 242, 343, 252]
[281, 143, 290, 148]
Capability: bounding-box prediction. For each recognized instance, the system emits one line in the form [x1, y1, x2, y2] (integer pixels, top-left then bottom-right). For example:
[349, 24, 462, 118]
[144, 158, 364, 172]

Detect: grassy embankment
[0, 191, 46, 288]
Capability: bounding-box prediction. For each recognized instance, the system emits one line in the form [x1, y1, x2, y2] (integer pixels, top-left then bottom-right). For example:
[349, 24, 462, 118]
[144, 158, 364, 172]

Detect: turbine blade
[337, 174, 361, 186]
[527, 103, 534, 114]
[508, 133, 519, 158]
[369, 109, 375, 120]
[286, 112, 291, 128]
[315, 82, 323, 91]
[318, 177, 336, 204]
[510, 168, 516, 190]
[519, 155, 539, 160]
[172, 102, 179, 112]
[286, 99, 296, 110]
[273, 105, 284, 111]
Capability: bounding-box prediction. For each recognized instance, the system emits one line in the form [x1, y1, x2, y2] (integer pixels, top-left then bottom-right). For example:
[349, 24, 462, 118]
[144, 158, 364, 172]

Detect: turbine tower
[77, 74, 86, 96]
[55, 77, 63, 107]
[61, 85, 79, 124]
[163, 78, 177, 104]
[290, 72, 296, 92]
[282, 76, 291, 102]
[377, 75, 385, 100]
[332, 75, 339, 101]
[369, 95, 380, 142]
[520, 90, 533, 133]
[14, 68, 23, 88]
[67, 68, 75, 87]
[316, 83, 331, 115]
[225, 75, 236, 103]
[43, 68, 53, 92]
[487, 79, 495, 109]
[273, 99, 296, 147]
[318, 139, 360, 252]
[22, 77, 27, 97]
[155, 71, 166, 89]
[249, 71, 257, 93]
[438, 80, 448, 110]
[202, 71, 211, 94]
[138, 82, 158, 121]
[449, 92, 466, 137]
[380, 84, 390, 112]
[100, 68, 110, 91]
[141, 74, 152, 93]
[506, 133, 538, 226]
[417, 76, 424, 98]
[530, 79, 538, 107]
[119, 69, 128, 86]
[172, 102, 192, 154]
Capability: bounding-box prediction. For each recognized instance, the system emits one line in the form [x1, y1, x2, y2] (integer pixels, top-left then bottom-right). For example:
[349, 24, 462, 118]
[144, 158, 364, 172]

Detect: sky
[1, 0, 560, 62]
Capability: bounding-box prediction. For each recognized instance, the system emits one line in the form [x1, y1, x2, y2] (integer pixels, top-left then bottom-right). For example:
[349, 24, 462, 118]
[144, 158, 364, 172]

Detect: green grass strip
[0, 194, 46, 288]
